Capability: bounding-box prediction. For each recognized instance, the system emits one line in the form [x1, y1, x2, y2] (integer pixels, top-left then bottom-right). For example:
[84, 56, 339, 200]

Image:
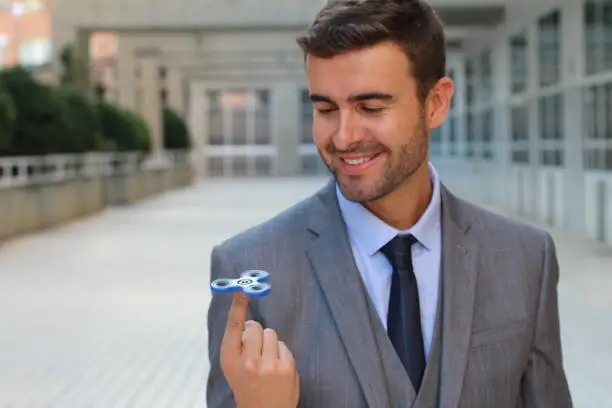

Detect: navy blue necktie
[381, 234, 426, 391]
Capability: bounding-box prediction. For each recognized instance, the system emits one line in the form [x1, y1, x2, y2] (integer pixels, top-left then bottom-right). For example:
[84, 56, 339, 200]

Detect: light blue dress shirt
[335, 162, 442, 360]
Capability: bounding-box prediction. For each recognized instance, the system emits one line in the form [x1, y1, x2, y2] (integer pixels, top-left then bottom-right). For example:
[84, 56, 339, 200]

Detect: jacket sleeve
[206, 244, 237, 408]
[521, 232, 573, 407]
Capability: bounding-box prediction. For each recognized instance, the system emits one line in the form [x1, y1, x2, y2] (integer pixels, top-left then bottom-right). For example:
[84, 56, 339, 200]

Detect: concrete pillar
[492, 33, 511, 205]
[188, 82, 208, 178]
[117, 37, 137, 110]
[166, 68, 185, 117]
[561, 1, 585, 233]
[452, 57, 467, 158]
[272, 83, 300, 176]
[526, 22, 541, 218]
[49, 16, 76, 82]
[73, 30, 92, 95]
[139, 55, 163, 155]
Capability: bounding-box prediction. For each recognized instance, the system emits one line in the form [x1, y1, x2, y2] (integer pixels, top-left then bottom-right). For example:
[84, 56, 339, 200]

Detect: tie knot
[381, 234, 417, 271]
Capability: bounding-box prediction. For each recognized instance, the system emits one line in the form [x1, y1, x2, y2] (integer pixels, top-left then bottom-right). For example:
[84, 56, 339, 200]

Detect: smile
[337, 152, 385, 175]
[341, 153, 381, 165]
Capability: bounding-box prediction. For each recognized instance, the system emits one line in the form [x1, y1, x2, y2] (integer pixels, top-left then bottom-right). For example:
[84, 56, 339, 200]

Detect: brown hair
[296, 0, 446, 103]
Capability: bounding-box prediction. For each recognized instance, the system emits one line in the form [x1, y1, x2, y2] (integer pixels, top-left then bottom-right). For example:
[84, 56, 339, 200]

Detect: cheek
[371, 113, 411, 146]
[312, 117, 333, 147]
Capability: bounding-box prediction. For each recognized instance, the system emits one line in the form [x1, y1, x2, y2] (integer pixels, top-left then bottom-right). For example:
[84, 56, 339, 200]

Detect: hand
[220, 292, 300, 408]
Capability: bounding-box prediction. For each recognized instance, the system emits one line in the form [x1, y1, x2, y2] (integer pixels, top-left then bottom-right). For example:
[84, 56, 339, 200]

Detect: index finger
[221, 292, 250, 353]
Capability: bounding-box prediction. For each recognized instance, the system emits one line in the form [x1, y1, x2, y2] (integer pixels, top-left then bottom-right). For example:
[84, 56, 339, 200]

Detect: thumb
[221, 292, 250, 356]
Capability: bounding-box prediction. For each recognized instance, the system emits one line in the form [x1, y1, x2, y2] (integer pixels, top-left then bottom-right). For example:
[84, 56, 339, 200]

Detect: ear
[425, 77, 454, 130]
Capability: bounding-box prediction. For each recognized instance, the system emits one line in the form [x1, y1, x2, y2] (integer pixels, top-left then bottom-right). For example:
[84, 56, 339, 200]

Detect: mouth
[337, 152, 384, 174]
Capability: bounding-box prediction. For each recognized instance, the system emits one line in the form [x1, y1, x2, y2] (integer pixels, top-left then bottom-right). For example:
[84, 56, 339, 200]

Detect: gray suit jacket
[206, 179, 573, 408]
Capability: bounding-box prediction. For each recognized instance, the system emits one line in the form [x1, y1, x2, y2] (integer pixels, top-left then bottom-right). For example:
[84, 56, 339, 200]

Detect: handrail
[0, 150, 190, 189]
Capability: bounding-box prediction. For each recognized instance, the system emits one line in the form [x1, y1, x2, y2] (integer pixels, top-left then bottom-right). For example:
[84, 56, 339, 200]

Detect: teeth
[343, 155, 377, 165]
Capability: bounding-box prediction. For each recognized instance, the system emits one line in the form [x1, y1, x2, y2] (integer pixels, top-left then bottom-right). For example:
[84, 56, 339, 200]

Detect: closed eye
[361, 107, 384, 113]
[317, 107, 337, 114]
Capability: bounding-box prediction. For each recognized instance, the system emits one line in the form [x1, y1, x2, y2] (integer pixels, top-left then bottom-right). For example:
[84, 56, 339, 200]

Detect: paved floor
[0, 177, 609, 407]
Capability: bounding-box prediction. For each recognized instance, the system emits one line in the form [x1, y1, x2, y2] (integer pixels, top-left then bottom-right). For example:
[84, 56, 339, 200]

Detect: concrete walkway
[0, 177, 609, 407]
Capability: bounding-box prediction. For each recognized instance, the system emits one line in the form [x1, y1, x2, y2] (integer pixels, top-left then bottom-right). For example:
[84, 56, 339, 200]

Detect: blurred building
[431, 0, 612, 246]
[0, 0, 609, 244]
[0, 0, 50, 69]
[0, 0, 116, 79]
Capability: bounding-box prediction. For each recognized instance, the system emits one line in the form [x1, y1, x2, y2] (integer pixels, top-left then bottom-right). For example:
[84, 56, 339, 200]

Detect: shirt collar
[336, 162, 442, 256]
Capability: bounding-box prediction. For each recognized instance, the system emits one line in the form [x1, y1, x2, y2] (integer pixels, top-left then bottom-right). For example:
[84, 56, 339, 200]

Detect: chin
[335, 174, 388, 203]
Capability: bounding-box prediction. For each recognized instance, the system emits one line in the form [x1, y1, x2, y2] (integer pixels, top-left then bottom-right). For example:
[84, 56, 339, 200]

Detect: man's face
[305, 41, 451, 203]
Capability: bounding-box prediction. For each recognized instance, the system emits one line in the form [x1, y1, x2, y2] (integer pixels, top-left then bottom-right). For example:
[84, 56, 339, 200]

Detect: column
[117, 36, 137, 110]
[188, 82, 208, 178]
[527, 22, 540, 218]
[561, 1, 586, 233]
[139, 55, 163, 156]
[492, 35, 511, 206]
[452, 57, 467, 160]
[272, 82, 300, 176]
[73, 31, 91, 95]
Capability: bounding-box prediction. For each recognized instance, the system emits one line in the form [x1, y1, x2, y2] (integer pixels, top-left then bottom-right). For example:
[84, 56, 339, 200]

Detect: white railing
[0, 150, 190, 189]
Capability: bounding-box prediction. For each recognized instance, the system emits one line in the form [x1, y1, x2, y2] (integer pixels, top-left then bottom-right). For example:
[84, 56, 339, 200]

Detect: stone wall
[0, 161, 194, 244]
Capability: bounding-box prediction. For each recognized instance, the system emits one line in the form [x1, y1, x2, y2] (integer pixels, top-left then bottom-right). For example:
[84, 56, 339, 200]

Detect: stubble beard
[320, 119, 429, 204]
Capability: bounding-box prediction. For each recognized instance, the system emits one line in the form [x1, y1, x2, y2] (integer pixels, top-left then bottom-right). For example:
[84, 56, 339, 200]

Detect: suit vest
[365, 273, 445, 408]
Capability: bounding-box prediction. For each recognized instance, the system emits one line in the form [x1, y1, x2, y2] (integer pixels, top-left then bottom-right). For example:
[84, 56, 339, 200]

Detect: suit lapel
[305, 181, 396, 408]
[438, 184, 480, 407]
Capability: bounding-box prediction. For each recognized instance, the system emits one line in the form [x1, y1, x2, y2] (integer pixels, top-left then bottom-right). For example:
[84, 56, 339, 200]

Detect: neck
[363, 161, 432, 231]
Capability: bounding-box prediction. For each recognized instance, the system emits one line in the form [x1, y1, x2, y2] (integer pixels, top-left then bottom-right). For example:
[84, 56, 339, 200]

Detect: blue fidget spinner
[211, 270, 271, 297]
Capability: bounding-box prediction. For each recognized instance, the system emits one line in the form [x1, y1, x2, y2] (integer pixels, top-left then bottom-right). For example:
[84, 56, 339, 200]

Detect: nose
[333, 112, 364, 152]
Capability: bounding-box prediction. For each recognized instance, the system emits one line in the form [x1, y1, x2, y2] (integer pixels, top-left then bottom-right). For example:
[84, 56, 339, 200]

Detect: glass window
[254, 89, 271, 145]
[604, 1, 612, 71]
[510, 33, 528, 93]
[448, 117, 457, 156]
[300, 89, 313, 144]
[207, 90, 224, 146]
[481, 108, 494, 160]
[465, 59, 476, 107]
[465, 112, 476, 158]
[539, 93, 564, 166]
[585, 0, 612, 74]
[480, 50, 493, 102]
[538, 10, 561, 87]
[429, 127, 442, 157]
[300, 154, 328, 175]
[207, 157, 224, 176]
[447, 70, 456, 110]
[511, 105, 529, 164]
[231, 156, 249, 176]
[585, 0, 601, 74]
[583, 83, 612, 170]
[254, 156, 273, 176]
[12, 0, 44, 14]
[18, 38, 51, 67]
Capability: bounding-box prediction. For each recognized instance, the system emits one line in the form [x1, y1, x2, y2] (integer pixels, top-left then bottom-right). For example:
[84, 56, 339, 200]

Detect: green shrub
[0, 66, 100, 156]
[163, 107, 191, 150]
[97, 101, 151, 153]
[57, 87, 102, 153]
[0, 82, 16, 155]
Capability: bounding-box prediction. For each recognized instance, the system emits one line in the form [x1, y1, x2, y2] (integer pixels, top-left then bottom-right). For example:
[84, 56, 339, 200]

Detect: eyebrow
[309, 92, 394, 104]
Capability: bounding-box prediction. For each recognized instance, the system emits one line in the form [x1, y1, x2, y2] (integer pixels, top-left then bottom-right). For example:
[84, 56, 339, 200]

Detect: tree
[163, 107, 191, 150]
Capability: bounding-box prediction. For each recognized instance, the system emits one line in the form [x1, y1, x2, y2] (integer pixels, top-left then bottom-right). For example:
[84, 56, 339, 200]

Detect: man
[206, 0, 573, 407]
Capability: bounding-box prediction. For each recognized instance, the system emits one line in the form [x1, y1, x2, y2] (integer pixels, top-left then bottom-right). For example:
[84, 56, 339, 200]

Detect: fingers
[242, 320, 264, 358]
[222, 292, 250, 355]
[278, 340, 295, 369]
[261, 328, 280, 363]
